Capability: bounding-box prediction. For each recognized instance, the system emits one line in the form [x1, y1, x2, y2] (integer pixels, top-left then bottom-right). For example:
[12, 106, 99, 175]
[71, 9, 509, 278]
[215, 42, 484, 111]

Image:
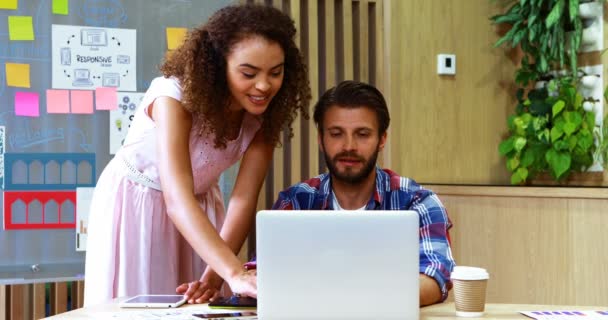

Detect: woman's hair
[160, 4, 311, 148]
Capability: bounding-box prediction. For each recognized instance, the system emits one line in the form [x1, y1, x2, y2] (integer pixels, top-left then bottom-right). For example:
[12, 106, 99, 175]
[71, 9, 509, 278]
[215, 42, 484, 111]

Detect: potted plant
[491, 0, 601, 184]
[499, 76, 597, 184]
[491, 0, 584, 87]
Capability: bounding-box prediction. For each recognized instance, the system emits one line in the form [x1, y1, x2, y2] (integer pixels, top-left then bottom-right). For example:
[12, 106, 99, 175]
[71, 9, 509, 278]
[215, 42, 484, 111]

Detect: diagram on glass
[52, 25, 136, 91]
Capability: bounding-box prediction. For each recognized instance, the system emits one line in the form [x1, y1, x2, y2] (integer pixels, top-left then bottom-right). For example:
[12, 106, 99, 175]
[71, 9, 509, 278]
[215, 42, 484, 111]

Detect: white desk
[44, 300, 605, 319]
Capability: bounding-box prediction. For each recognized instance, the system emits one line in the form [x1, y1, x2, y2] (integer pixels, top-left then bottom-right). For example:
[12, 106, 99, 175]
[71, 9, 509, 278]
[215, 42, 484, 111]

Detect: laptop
[72, 69, 94, 87]
[256, 210, 420, 320]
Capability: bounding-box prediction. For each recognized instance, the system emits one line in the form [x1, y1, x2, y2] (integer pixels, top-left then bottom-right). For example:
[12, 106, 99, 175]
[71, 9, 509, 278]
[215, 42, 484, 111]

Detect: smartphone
[118, 294, 186, 308]
[243, 261, 257, 270]
[208, 295, 257, 309]
[193, 311, 257, 318]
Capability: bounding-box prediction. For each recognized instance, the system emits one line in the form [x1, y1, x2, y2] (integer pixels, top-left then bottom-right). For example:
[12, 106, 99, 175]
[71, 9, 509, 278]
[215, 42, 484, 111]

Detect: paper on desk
[521, 310, 608, 319]
[92, 307, 257, 320]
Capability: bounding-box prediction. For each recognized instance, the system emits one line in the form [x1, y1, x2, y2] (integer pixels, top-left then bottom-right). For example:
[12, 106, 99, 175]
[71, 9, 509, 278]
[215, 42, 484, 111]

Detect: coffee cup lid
[451, 266, 489, 280]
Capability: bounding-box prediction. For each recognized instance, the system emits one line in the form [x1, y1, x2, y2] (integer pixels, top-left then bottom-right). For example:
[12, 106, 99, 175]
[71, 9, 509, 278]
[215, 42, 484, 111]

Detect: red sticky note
[70, 90, 94, 114]
[95, 87, 118, 110]
[15, 92, 40, 117]
[46, 89, 70, 114]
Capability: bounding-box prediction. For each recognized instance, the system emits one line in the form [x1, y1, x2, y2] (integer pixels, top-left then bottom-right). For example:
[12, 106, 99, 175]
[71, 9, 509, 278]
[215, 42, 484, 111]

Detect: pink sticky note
[95, 87, 118, 110]
[15, 92, 40, 117]
[46, 89, 70, 114]
[70, 90, 94, 114]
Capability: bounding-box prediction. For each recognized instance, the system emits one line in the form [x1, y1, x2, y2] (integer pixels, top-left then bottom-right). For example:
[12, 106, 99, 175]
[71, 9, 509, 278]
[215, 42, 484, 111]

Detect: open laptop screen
[256, 210, 420, 320]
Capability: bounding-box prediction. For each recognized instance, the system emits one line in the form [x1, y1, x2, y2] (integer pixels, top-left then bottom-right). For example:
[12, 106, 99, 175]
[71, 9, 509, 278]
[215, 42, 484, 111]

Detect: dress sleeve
[141, 76, 183, 117]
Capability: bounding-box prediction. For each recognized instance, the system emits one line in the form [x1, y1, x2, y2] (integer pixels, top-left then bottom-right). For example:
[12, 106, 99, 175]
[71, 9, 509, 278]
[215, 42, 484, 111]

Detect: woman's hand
[226, 269, 257, 298]
[176, 271, 224, 304]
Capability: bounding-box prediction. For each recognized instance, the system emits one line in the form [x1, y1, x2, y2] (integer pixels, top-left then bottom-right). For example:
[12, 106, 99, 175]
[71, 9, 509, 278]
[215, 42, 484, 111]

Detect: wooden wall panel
[386, 0, 521, 184]
[428, 185, 608, 305]
[385, 0, 607, 185]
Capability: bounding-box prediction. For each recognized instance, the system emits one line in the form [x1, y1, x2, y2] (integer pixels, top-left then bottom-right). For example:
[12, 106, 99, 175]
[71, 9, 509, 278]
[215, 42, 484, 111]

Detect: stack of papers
[521, 310, 608, 319]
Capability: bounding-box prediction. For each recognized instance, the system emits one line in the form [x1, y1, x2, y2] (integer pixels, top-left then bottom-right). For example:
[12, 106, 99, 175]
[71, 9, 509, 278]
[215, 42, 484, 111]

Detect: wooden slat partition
[32, 283, 45, 320]
[1, 285, 6, 320]
[288, 0, 303, 186]
[303, 0, 320, 180]
[240, 0, 386, 201]
[242, 0, 385, 253]
[324, 1, 337, 89]
[71, 281, 85, 310]
[0, 281, 83, 319]
[50, 282, 68, 315]
[356, 0, 369, 82]
[8, 285, 24, 320]
[342, 0, 355, 80]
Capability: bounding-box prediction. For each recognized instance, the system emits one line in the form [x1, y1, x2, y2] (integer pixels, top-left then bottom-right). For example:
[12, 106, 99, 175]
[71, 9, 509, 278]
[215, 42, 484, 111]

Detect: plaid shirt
[272, 167, 455, 301]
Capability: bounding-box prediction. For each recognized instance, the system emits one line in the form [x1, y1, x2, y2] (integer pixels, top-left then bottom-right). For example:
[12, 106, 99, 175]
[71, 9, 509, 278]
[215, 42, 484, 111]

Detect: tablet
[118, 294, 187, 308]
[193, 311, 257, 319]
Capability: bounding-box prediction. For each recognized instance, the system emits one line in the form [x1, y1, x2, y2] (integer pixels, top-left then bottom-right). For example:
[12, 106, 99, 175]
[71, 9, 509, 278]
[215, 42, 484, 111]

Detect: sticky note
[0, 0, 17, 9]
[52, 0, 68, 15]
[46, 89, 70, 114]
[95, 87, 118, 110]
[8, 16, 34, 41]
[70, 90, 94, 114]
[5, 63, 30, 88]
[15, 92, 40, 117]
[166, 27, 188, 50]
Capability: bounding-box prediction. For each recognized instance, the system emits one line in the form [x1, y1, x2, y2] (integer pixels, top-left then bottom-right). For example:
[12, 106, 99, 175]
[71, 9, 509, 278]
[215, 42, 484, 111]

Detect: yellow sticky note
[166, 27, 188, 50]
[52, 0, 69, 15]
[0, 0, 18, 10]
[8, 16, 34, 41]
[5, 63, 30, 88]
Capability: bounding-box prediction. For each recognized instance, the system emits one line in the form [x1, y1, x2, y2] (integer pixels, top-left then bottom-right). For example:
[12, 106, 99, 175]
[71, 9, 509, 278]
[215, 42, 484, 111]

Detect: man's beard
[323, 144, 380, 185]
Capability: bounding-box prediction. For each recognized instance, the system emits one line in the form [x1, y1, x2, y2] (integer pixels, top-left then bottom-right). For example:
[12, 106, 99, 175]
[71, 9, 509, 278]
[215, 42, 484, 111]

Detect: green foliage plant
[491, 0, 584, 86]
[499, 76, 597, 184]
[491, 0, 602, 184]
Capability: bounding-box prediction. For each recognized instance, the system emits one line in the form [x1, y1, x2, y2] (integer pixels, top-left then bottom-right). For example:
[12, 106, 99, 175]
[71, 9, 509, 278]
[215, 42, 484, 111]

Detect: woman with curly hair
[84, 4, 310, 306]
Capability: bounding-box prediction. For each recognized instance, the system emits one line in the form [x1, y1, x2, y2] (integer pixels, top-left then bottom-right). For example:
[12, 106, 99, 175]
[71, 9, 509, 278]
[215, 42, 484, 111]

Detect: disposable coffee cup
[451, 266, 490, 317]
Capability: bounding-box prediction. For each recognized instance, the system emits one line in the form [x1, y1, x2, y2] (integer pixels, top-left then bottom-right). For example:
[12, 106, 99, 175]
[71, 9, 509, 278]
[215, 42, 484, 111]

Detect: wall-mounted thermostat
[437, 54, 456, 75]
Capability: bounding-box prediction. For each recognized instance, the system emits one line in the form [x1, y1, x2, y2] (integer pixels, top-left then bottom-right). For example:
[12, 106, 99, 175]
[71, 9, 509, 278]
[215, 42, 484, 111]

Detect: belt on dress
[119, 156, 162, 191]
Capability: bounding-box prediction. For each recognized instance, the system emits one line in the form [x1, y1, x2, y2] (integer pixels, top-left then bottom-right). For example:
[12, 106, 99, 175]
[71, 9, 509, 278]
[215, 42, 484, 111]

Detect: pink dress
[83, 77, 262, 306]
